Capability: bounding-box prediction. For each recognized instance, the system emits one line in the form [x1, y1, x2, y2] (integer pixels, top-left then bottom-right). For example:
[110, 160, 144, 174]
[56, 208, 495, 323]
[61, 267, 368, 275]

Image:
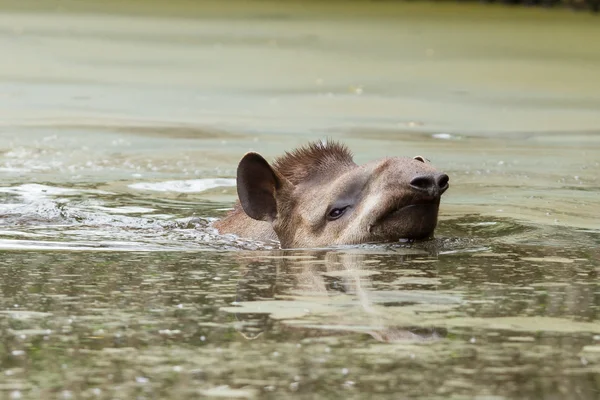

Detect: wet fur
[214, 140, 353, 241]
[214, 140, 447, 248]
[273, 141, 356, 185]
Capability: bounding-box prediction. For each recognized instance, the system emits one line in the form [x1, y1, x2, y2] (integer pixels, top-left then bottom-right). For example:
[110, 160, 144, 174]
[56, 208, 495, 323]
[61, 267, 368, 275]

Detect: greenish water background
[0, 1, 599, 398]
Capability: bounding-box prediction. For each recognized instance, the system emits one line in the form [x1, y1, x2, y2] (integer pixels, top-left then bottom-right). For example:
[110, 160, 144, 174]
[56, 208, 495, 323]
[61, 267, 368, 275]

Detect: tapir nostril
[410, 175, 436, 191]
[437, 174, 449, 190]
[410, 173, 449, 195]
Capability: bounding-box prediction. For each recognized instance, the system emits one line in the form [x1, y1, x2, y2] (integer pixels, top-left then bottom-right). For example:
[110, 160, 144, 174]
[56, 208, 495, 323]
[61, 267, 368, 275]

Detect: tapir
[214, 140, 449, 248]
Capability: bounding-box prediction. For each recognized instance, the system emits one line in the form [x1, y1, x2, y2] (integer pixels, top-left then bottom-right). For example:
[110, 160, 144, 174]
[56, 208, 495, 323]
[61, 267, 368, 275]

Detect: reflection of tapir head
[230, 251, 445, 342]
[231, 251, 329, 340]
[233, 261, 279, 340]
[215, 141, 449, 248]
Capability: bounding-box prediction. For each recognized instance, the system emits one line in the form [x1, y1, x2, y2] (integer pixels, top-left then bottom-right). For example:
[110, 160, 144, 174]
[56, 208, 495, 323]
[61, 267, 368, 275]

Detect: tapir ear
[236, 152, 291, 222]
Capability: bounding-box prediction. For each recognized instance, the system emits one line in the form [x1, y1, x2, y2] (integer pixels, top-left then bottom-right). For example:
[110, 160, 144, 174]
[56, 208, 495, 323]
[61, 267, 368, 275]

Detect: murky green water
[1, 0, 599, 398]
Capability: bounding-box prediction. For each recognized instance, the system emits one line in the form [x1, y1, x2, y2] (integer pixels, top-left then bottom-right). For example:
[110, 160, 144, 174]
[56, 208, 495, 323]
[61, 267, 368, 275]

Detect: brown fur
[214, 140, 353, 241]
[214, 202, 278, 242]
[272, 140, 356, 185]
[214, 140, 449, 248]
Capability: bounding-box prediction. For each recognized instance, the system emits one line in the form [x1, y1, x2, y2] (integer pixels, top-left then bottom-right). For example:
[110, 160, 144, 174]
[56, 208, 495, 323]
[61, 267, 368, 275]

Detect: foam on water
[0, 182, 277, 252]
[128, 178, 236, 193]
[0, 183, 112, 199]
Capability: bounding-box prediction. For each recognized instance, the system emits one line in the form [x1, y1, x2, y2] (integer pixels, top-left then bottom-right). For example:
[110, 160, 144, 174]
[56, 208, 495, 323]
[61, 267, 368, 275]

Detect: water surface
[0, 1, 599, 398]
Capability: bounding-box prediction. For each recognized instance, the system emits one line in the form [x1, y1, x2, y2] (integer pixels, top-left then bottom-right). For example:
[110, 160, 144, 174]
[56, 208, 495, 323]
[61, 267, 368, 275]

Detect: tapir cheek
[359, 193, 383, 217]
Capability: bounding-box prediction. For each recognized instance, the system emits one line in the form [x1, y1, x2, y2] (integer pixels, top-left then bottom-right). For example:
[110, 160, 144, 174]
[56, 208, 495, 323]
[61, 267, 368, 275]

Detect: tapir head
[233, 141, 449, 249]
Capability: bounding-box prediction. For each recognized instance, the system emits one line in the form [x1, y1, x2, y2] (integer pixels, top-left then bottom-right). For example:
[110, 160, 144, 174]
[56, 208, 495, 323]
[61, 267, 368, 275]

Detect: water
[1, 1, 599, 398]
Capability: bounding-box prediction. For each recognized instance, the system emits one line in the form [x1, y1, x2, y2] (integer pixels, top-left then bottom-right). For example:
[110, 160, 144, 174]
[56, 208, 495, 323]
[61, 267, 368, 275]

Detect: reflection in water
[0, 236, 599, 398]
[0, 180, 598, 398]
[230, 250, 449, 343]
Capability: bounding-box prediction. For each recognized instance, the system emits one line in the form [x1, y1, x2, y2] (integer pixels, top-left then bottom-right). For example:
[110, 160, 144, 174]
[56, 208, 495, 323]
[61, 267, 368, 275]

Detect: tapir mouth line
[381, 198, 438, 219]
[367, 198, 439, 234]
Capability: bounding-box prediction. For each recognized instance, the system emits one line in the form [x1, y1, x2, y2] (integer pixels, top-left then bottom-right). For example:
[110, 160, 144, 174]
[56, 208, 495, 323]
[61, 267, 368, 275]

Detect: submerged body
[214, 141, 449, 248]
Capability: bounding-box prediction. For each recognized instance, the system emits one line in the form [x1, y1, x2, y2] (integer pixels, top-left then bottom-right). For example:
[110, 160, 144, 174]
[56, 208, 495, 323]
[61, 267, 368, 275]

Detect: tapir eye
[327, 206, 349, 221]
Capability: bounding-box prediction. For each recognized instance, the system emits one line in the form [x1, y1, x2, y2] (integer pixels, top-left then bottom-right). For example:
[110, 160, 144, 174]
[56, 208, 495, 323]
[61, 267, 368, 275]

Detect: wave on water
[0, 181, 272, 252]
[0, 181, 523, 254]
[128, 178, 236, 193]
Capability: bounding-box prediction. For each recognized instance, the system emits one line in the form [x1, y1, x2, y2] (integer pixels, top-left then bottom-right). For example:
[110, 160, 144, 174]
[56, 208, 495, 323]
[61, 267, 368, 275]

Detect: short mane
[213, 140, 356, 237]
[273, 140, 355, 185]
